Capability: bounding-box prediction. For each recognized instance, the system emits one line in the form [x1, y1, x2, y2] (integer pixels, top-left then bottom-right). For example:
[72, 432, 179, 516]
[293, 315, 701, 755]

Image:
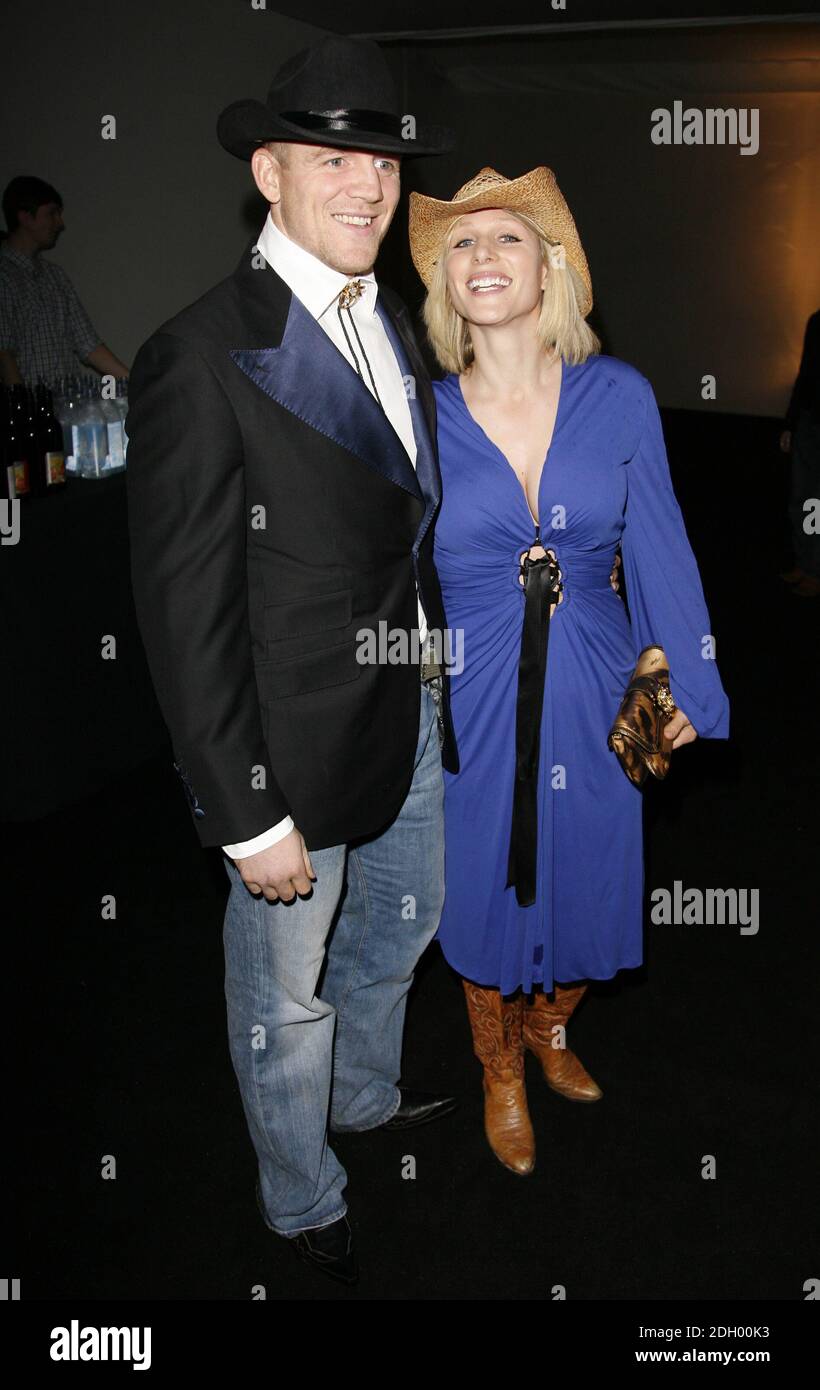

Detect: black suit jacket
[125, 234, 458, 851]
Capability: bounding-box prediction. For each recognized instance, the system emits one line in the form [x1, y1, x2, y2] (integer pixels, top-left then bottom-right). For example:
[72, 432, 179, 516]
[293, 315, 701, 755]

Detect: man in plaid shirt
[0, 175, 128, 386]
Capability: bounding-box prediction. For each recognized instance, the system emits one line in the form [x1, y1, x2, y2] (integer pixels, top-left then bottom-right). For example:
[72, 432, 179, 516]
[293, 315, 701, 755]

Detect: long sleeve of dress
[620, 376, 730, 740]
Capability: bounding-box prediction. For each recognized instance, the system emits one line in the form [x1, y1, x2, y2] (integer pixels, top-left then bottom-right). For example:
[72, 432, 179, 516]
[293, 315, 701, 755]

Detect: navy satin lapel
[374, 298, 440, 551]
[230, 292, 422, 502]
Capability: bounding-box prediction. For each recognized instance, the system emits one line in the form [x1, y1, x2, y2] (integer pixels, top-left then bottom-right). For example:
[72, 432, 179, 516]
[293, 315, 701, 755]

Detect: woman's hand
[663, 708, 697, 750]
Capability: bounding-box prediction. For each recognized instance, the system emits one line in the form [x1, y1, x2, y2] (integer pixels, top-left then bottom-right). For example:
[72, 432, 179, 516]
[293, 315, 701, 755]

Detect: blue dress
[432, 353, 730, 995]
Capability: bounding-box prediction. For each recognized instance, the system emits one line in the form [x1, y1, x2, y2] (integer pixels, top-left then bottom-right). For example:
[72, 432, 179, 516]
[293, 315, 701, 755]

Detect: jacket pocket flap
[255, 639, 362, 701]
[265, 587, 352, 641]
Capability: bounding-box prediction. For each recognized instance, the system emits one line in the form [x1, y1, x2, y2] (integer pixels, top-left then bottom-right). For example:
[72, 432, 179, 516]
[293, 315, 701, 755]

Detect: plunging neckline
[454, 359, 567, 528]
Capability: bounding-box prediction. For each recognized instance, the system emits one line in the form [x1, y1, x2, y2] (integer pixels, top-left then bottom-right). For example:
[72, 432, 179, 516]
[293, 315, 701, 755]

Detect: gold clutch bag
[608, 645, 677, 787]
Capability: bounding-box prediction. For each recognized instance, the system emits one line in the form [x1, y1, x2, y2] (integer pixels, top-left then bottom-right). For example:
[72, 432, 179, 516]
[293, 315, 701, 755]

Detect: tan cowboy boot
[462, 979, 535, 1175]
[523, 984, 602, 1101]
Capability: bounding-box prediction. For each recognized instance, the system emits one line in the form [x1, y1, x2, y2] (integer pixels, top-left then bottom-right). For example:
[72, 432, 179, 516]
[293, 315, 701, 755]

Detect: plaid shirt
[0, 240, 101, 384]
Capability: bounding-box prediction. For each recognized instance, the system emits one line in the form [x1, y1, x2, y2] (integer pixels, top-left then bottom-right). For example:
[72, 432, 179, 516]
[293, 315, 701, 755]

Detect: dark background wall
[2, 3, 818, 415]
[393, 22, 820, 414]
[1, 3, 326, 373]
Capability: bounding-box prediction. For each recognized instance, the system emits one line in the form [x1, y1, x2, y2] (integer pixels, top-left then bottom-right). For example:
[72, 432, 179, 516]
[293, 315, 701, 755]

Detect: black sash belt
[506, 547, 562, 907]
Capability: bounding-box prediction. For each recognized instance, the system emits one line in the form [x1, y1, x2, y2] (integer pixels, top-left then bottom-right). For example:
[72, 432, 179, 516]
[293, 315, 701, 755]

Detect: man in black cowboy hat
[125, 35, 459, 1286]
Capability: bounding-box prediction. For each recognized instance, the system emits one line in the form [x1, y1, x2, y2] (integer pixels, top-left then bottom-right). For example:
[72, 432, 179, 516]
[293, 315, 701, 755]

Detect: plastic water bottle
[75, 379, 109, 479]
[99, 382, 125, 472]
[116, 377, 129, 464]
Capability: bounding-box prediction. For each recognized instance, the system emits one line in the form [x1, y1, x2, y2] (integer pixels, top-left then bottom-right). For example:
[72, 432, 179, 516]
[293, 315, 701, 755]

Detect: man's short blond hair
[421, 209, 600, 376]
[262, 140, 293, 167]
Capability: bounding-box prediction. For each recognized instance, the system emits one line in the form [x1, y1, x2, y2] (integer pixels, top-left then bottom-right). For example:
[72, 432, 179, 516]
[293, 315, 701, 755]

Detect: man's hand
[233, 827, 316, 903]
[0, 350, 23, 385]
[663, 707, 697, 750]
[84, 343, 130, 378]
[610, 554, 621, 592]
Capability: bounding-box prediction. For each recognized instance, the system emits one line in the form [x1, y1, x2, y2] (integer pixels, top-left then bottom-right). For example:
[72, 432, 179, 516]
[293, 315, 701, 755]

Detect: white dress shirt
[222, 213, 427, 861]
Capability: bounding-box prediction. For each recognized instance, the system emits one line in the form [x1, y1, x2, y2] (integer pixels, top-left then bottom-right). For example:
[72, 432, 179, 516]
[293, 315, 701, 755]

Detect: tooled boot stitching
[523, 984, 602, 1100]
[463, 981, 535, 1173]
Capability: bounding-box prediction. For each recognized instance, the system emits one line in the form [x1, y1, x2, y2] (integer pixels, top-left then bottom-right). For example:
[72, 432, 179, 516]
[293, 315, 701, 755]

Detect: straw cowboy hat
[217, 34, 454, 161]
[408, 166, 593, 316]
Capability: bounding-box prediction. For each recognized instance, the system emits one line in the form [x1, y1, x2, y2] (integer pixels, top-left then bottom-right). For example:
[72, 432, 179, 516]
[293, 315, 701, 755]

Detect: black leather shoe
[379, 1087, 458, 1130]
[255, 1180, 358, 1285]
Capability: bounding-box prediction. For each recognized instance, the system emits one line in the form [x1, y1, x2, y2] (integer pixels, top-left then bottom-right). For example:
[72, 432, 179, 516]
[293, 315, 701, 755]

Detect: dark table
[2, 471, 169, 821]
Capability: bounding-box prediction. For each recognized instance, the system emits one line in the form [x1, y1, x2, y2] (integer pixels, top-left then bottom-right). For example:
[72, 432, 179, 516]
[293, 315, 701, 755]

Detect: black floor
[8, 411, 820, 1302]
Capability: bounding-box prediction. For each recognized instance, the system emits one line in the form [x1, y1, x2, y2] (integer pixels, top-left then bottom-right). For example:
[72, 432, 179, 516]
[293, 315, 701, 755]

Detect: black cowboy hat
[217, 34, 454, 161]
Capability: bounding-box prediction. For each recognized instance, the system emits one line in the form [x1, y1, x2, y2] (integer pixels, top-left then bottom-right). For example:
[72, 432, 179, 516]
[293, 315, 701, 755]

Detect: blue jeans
[222, 682, 445, 1235]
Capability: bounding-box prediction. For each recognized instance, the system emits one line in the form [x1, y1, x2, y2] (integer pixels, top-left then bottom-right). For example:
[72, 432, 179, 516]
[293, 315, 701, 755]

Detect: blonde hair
[421, 209, 600, 375]
[262, 140, 292, 167]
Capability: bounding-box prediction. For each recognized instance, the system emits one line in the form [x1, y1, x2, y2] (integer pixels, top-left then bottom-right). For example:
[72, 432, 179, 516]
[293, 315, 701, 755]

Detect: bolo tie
[337, 280, 439, 689]
[506, 540, 563, 908]
[336, 279, 383, 408]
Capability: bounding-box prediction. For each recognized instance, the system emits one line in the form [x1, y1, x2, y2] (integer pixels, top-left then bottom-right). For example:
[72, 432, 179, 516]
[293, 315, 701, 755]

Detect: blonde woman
[408, 168, 729, 1175]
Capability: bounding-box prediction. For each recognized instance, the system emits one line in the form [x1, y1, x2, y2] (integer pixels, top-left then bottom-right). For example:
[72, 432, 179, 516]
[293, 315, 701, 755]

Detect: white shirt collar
[256, 211, 378, 321]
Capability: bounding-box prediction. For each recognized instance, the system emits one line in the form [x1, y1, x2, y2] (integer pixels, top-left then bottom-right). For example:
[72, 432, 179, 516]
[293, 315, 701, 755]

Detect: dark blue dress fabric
[432, 354, 730, 995]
